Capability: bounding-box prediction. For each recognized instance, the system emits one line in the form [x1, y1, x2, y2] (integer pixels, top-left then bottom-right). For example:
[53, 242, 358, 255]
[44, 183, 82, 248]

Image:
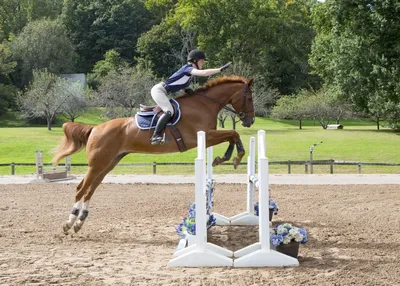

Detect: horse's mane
[196, 75, 248, 92]
[176, 75, 248, 99]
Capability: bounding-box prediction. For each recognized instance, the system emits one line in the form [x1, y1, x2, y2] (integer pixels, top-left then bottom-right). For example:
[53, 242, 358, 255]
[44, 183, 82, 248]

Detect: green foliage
[0, 43, 18, 114]
[310, 0, 400, 122]
[62, 0, 154, 73]
[272, 86, 352, 129]
[137, 20, 193, 77]
[0, 0, 63, 41]
[88, 50, 129, 89]
[173, 0, 320, 94]
[9, 19, 76, 87]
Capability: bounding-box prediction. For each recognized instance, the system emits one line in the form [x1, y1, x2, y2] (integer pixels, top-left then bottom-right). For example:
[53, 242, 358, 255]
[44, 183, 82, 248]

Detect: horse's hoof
[233, 157, 240, 169]
[73, 221, 82, 233]
[62, 222, 71, 234]
[212, 156, 223, 167]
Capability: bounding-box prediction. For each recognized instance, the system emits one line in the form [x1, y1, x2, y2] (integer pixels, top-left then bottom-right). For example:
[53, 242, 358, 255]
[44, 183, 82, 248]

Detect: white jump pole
[168, 131, 233, 267]
[234, 130, 299, 267]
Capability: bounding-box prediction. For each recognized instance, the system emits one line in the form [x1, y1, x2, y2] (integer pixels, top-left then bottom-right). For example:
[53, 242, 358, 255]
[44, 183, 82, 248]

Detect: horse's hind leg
[62, 180, 85, 234]
[71, 153, 127, 233]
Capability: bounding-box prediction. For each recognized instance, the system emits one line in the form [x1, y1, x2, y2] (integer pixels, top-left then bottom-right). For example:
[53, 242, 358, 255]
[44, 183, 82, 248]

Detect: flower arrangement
[175, 203, 216, 238]
[254, 199, 279, 216]
[270, 223, 308, 247]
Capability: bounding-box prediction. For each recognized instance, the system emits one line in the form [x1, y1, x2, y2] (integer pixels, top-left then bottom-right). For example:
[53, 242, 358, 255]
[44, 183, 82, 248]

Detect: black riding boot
[151, 111, 172, 145]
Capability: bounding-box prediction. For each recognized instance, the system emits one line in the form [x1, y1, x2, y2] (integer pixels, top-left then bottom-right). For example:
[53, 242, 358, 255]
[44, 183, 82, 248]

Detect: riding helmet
[187, 49, 207, 63]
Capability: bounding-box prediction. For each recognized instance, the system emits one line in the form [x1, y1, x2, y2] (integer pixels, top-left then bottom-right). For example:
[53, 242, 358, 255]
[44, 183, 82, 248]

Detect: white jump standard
[168, 130, 299, 267]
[168, 131, 233, 267]
[234, 130, 299, 267]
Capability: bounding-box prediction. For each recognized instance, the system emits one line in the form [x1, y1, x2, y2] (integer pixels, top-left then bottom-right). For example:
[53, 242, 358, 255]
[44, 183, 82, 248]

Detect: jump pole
[233, 130, 299, 267]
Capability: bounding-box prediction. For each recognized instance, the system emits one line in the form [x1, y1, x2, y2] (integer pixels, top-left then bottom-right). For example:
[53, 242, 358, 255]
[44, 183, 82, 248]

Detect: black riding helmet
[187, 49, 207, 63]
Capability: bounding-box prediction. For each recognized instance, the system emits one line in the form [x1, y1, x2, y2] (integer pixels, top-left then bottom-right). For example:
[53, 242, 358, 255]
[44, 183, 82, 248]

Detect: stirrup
[151, 133, 166, 145]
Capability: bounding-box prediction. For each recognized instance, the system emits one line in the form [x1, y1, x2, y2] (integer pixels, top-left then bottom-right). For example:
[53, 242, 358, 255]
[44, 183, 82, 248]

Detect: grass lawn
[0, 110, 399, 175]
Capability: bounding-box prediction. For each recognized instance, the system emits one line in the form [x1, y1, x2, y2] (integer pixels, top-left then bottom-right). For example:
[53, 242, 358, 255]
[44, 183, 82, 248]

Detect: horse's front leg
[206, 130, 245, 169]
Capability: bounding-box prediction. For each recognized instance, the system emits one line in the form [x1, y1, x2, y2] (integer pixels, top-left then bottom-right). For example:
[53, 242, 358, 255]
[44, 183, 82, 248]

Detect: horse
[52, 75, 255, 234]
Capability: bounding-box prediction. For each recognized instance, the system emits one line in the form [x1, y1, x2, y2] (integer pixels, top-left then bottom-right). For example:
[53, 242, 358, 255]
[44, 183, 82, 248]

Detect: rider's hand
[184, 88, 195, 94]
[220, 62, 232, 72]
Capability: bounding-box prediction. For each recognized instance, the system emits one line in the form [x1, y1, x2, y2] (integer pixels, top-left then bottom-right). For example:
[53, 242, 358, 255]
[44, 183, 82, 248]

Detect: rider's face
[197, 59, 205, 69]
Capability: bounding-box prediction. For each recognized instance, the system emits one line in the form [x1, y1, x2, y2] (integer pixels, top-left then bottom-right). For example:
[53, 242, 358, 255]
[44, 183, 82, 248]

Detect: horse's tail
[52, 122, 94, 166]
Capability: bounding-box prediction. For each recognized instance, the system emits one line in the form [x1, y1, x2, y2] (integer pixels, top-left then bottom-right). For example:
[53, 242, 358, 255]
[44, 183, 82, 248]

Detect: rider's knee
[165, 110, 173, 117]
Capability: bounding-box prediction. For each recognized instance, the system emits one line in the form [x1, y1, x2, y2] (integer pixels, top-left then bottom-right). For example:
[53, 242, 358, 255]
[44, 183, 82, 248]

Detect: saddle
[135, 99, 181, 130]
[135, 99, 187, 152]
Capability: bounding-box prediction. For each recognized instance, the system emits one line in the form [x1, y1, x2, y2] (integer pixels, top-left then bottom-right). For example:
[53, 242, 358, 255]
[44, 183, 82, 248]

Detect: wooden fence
[1, 160, 400, 175]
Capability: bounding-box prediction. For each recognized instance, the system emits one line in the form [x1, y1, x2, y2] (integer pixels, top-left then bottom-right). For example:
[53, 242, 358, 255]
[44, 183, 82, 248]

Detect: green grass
[1, 110, 399, 175]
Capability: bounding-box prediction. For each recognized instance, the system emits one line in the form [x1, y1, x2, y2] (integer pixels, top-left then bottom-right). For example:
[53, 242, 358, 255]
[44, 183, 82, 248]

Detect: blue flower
[175, 202, 217, 237]
[270, 223, 308, 246]
[254, 200, 279, 216]
[298, 228, 308, 244]
[271, 234, 283, 247]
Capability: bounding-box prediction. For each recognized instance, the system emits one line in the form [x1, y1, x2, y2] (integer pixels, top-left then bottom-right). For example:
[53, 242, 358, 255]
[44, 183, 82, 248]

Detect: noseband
[201, 83, 253, 119]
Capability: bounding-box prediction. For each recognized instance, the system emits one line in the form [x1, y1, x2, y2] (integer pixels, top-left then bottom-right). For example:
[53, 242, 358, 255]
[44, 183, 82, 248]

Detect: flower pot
[276, 241, 300, 258]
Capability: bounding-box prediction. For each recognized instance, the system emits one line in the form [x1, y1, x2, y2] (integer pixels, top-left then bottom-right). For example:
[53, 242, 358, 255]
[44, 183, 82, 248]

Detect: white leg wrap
[67, 201, 82, 227]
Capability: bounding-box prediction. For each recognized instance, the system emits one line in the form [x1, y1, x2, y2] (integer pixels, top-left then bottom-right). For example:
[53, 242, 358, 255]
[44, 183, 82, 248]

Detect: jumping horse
[52, 75, 255, 234]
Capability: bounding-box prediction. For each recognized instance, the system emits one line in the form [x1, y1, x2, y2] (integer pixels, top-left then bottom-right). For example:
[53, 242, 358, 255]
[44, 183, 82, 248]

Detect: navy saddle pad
[135, 99, 181, 130]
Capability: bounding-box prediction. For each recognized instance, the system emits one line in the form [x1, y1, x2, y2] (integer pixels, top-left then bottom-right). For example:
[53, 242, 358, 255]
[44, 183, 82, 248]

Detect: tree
[137, 19, 196, 78]
[0, 0, 63, 42]
[88, 50, 129, 90]
[310, 0, 400, 122]
[10, 19, 76, 87]
[0, 43, 18, 114]
[62, 0, 154, 73]
[173, 0, 321, 94]
[271, 93, 309, 129]
[19, 69, 70, 130]
[59, 81, 89, 122]
[96, 66, 159, 118]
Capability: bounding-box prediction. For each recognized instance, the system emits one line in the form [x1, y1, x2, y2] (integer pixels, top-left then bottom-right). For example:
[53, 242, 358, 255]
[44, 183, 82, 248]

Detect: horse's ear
[248, 78, 254, 87]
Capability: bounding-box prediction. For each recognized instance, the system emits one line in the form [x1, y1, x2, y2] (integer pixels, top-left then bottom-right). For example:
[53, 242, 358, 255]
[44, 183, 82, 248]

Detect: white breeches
[151, 83, 174, 116]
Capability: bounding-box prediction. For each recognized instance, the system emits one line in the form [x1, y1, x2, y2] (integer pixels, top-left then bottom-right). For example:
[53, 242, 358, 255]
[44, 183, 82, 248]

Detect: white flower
[283, 236, 292, 244]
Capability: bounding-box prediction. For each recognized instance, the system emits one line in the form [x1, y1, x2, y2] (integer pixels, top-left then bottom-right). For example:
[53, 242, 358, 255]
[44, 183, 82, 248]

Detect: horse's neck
[198, 83, 241, 114]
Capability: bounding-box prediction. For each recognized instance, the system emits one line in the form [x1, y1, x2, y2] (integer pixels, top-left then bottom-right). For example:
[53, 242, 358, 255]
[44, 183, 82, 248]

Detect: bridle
[200, 82, 253, 119]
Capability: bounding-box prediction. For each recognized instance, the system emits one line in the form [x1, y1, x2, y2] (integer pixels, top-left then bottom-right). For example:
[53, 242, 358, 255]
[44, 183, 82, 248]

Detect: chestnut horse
[52, 75, 255, 234]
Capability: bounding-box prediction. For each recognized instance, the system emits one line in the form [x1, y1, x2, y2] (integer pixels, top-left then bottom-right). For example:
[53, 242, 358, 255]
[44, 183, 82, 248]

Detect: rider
[150, 49, 231, 145]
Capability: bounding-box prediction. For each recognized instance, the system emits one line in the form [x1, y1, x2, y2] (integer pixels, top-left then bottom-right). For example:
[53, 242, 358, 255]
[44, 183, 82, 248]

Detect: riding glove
[220, 62, 232, 72]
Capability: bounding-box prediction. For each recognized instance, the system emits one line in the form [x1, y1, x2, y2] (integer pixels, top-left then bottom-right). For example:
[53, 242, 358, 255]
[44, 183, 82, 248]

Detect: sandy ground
[1, 182, 400, 285]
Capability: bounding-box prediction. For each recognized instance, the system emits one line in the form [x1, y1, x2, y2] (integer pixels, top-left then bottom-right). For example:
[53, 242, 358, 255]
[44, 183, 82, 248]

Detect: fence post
[288, 160, 291, 174]
[153, 162, 157, 174]
[358, 162, 361, 174]
[11, 162, 15, 175]
[305, 163, 308, 174]
[330, 159, 334, 174]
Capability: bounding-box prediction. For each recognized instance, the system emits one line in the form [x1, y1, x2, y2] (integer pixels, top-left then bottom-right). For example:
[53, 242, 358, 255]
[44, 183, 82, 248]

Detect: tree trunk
[47, 119, 52, 130]
[376, 117, 380, 130]
[299, 119, 302, 130]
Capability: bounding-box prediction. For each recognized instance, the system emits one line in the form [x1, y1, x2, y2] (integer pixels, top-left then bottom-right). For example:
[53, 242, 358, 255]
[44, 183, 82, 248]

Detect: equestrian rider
[150, 49, 231, 145]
